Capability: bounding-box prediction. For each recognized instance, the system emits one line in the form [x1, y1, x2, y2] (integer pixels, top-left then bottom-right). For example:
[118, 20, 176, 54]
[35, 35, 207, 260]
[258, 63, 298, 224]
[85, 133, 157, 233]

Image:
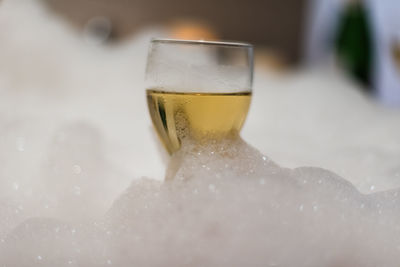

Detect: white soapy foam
[3, 139, 400, 266]
[243, 69, 400, 193]
[1, 0, 400, 266]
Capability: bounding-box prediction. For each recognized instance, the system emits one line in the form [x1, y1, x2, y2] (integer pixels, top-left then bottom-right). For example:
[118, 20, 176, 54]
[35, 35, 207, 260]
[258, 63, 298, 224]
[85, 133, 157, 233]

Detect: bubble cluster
[4, 139, 400, 266]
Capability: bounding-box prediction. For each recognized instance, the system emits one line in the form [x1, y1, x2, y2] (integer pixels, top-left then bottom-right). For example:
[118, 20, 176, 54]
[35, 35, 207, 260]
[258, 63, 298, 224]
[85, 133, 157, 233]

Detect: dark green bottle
[335, 0, 373, 90]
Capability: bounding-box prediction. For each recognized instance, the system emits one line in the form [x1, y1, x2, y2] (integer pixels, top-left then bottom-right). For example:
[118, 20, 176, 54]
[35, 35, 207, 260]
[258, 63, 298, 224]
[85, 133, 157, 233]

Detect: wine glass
[145, 38, 253, 179]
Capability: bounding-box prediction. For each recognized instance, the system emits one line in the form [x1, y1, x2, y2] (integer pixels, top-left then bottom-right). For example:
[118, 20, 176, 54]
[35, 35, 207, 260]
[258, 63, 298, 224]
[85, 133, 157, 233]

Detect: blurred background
[40, 0, 400, 102]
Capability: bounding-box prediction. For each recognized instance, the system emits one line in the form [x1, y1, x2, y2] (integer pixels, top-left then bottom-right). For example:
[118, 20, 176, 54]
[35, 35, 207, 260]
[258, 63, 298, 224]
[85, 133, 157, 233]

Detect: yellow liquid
[147, 89, 252, 154]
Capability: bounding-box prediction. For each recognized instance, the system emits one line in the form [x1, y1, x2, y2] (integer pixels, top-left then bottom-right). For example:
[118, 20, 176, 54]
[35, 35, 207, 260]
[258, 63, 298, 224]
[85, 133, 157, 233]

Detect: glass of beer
[145, 39, 253, 177]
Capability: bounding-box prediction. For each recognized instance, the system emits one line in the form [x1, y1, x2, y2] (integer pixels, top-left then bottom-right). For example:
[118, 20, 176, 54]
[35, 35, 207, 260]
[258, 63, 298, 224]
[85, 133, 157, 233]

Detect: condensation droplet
[370, 185, 375, 191]
[72, 165, 82, 174]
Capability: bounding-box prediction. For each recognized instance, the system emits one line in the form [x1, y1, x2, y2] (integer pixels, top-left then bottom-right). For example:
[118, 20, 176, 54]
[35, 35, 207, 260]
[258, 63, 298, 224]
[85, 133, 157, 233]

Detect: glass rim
[151, 38, 253, 48]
